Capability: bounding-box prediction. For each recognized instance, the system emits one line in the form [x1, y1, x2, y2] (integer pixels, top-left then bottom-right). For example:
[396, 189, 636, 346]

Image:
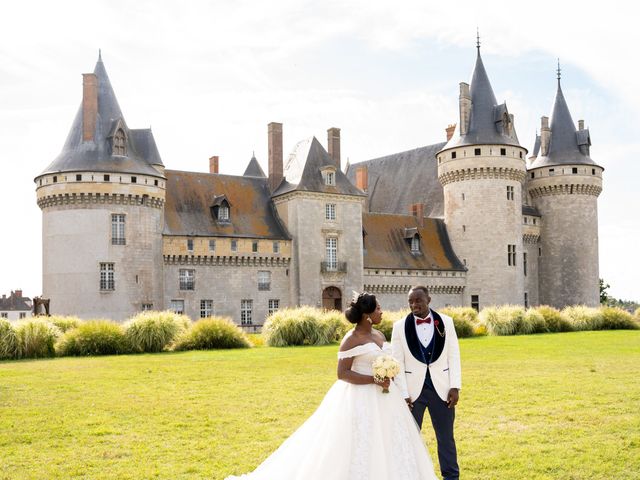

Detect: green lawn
[1, 331, 639, 479]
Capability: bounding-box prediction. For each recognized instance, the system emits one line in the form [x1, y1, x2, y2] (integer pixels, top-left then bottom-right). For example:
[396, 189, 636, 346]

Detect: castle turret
[35, 53, 166, 320]
[437, 43, 528, 309]
[526, 69, 603, 308]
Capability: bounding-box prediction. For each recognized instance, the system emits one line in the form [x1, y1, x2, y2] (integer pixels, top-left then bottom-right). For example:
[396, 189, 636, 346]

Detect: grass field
[1, 331, 639, 479]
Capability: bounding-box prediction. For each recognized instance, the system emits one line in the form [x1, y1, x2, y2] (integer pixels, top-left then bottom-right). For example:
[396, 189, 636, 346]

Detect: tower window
[131, 176, 137, 183]
[508, 244, 517, 266]
[451, 151, 457, 159]
[530, 172, 535, 179]
[519, 152, 523, 159]
[592, 168, 596, 175]
[76, 174, 82, 181]
[549, 168, 555, 176]
[154, 179, 158, 186]
[113, 129, 126, 155]
[572, 167, 578, 174]
[179, 269, 195, 290]
[500, 148, 506, 156]
[52, 176, 57, 183]
[252, 241, 259, 253]
[507, 186, 514, 200]
[111, 214, 125, 245]
[209, 240, 216, 252]
[471, 295, 479, 311]
[474, 148, 481, 156]
[325, 237, 338, 270]
[523, 252, 528, 276]
[104, 174, 110, 182]
[100, 263, 115, 291]
[325, 203, 336, 221]
[524, 292, 529, 308]
[273, 241, 280, 254]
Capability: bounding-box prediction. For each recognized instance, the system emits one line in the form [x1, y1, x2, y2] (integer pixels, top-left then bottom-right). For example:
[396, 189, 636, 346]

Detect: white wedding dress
[226, 342, 437, 480]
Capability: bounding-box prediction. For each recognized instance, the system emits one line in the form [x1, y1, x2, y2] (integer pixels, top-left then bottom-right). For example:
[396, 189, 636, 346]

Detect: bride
[226, 292, 438, 480]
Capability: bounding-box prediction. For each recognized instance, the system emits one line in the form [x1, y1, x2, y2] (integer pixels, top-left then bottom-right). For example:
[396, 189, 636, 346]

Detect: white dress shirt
[414, 310, 434, 348]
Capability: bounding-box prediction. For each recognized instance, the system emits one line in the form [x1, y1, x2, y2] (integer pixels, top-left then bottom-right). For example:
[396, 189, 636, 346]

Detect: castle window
[113, 129, 126, 155]
[500, 148, 506, 156]
[530, 172, 535, 179]
[325, 237, 338, 270]
[230, 239, 238, 252]
[524, 292, 529, 308]
[200, 299, 213, 318]
[462, 225, 466, 232]
[179, 269, 195, 290]
[410, 235, 420, 254]
[471, 295, 479, 311]
[258, 271, 271, 291]
[0, 313, 7, 319]
[507, 186, 514, 200]
[539, 247, 542, 257]
[111, 214, 125, 245]
[533, 218, 537, 225]
[474, 148, 481, 156]
[252, 241, 259, 253]
[131, 176, 137, 183]
[187, 239, 194, 251]
[268, 299, 280, 316]
[273, 241, 280, 254]
[170, 300, 184, 314]
[53, 176, 57, 183]
[209, 240, 216, 252]
[524, 217, 528, 224]
[154, 179, 158, 186]
[523, 252, 528, 276]
[325, 203, 336, 221]
[572, 167, 578, 174]
[241, 299, 253, 325]
[462, 193, 465, 201]
[549, 168, 555, 176]
[519, 152, 523, 159]
[76, 174, 82, 181]
[20, 312, 26, 319]
[592, 168, 596, 175]
[218, 204, 229, 221]
[508, 244, 516, 266]
[100, 263, 115, 291]
[104, 174, 110, 182]
[463, 259, 467, 266]
[451, 151, 457, 159]
[142, 303, 153, 311]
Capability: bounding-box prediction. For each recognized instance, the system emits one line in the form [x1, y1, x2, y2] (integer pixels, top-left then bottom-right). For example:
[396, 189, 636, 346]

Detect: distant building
[0, 290, 32, 321]
[35, 47, 602, 324]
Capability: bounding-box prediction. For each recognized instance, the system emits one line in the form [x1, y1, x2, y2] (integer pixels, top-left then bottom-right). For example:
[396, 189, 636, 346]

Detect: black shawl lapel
[430, 309, 446, 363]
[404, 312, 427, 365]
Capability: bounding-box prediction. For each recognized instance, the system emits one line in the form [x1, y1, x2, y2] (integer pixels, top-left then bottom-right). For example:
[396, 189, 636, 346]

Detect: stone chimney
[82, 73, 98, 142]
[410, 203, 425, 227]
[578, 119, 585, 130]
[459, 82, 471, 136]
[355, 165, 368, 192]
[540, 116, 551, 156]
[209, 156, 219, 174]
[268, 122, 283, 192]
[14, 290, 22, 298]
[445, 124, 456, 141]
[327, 127, 341, 169]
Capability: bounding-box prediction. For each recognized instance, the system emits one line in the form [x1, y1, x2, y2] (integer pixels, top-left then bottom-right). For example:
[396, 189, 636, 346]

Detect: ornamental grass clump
[522, 308, 548, 334]
[440, 307, 478, 338]
[15, 318, 61, 358]
[562, 306, 604, 331]
[56, 320, 129, 356]
[0, 319, 18, 360]
[377, 309, 410, 340]
[321, 310, 352, 342]
[125, 311, 190, 353]
[478, 306, 522, 336]
[600, 306, 639, 330]
[535, 305, 573, 333]
[47, 315, 83, 333]
[173, 317, 250, 350]
[263, 307, 332, 347]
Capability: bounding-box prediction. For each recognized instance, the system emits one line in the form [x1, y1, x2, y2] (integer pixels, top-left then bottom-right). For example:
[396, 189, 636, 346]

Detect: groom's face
[408, 289, 430, 318]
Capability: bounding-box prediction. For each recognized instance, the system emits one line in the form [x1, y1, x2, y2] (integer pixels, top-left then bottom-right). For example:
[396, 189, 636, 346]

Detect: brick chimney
[355, 165, 368, 192]
[327, 127, 341, 169]
[14, 290, 22, 298]
[268, 122, 283, 192]
[445, 124, 456, 141]
[82, 73, 98, 142]
[410, 203, 425, 227]
[459, 82, 471, 136]
[209, 156, 219, 174]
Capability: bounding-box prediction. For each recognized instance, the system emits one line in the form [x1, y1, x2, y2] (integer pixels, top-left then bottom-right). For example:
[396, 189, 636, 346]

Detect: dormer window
[219, 204, 229, 221]
[211, 195, 231, 223]
[321, 166, 337, 186]
[411, 235, 420, 253]
[113, 129, 126, 156]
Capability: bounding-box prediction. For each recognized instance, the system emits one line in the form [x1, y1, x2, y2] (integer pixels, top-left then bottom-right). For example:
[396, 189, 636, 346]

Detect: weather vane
[476, 28, 481, 51]
[557, 58, 561, 81]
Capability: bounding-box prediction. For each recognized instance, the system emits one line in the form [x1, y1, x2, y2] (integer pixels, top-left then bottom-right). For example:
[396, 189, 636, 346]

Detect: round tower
[437, 46, 528, 308]
[35, 54, 166, 320]
[526, 71, 603, 308]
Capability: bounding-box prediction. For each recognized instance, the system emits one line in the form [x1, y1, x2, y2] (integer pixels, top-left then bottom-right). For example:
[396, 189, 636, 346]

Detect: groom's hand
[447, 388, 459, 408]
[404, 398, 413, 410]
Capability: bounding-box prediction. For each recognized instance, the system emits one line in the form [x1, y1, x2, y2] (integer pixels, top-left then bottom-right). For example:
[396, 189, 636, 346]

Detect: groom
[391, 285, 461, 480]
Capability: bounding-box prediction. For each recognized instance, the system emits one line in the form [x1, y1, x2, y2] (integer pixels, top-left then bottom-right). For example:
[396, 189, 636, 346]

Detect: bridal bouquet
[372, 355, 400, 393]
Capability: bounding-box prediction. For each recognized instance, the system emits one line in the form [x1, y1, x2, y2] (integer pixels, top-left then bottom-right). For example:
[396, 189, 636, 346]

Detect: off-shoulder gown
[225, 342, 437, 480]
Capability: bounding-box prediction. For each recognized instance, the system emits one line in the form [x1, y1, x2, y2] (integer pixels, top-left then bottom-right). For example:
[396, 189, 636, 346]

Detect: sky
[1, 0, 638, 302]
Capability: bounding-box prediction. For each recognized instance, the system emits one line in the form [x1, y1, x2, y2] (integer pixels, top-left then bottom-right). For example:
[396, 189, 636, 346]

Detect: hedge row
[0, 312, 250, 360]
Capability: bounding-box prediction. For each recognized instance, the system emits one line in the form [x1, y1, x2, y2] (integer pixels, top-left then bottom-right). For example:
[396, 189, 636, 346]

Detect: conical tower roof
[243, 153, 266, 177]
[442, 47, 521, 150]
[529, 76, 598, 169]
[38, 53, 163, 178]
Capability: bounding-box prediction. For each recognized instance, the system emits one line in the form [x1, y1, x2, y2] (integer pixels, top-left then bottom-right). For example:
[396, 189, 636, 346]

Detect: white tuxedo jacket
[391, 309, 462, 402]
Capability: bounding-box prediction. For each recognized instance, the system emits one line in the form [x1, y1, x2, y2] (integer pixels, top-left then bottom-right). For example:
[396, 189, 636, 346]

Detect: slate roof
[163, 170, 290, 240]
[346, 143, 447, 218]
[243, 154, 266, 178]
[362, 213, 465, 271]
[441, 49, 521, 151]
[0, 292, 32, 311]
[37, 55, 164, 178]
[529, 79, 598, 169]
[273, 137, 365, 197]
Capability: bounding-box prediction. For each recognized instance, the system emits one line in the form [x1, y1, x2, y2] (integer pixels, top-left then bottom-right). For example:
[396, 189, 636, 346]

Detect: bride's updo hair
[345, 292, 377, 324]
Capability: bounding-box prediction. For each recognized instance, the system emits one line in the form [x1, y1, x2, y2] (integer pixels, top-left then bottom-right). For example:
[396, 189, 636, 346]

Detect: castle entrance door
[322, 286, 342, 311]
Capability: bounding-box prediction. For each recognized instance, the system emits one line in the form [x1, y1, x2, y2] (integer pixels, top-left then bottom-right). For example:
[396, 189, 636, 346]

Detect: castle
[35, 47, 603, 324]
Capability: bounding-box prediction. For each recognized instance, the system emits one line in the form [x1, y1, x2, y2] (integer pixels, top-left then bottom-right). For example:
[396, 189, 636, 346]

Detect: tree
[599, 278, 610, 305]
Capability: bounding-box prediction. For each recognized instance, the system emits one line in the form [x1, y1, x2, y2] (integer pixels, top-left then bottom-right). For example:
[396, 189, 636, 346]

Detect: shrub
[635, 308, 640, 320]
[0, 319, 18, 360]
[173, 317, 250, 350]
[562, 306, 604, 331]
[56, 320, 129, 356]
[321, 310, 352, 342]
[47, 315, 83, 333]
[246, 333, 264, 347]
[600, 307, 639, 330]
[15, 318, 61, 358]
[263, 307, 332, 347]
[125, 311, 190, 353]
[522, 308, 548, 334]
[440, 307, 478, 338]
[478, 305, 524, 336]
[535, 305, 573, 333]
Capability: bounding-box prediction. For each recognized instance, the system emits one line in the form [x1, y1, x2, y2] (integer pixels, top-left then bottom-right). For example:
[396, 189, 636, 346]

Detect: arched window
[218, 204, 229, 221]
[411, 235, 420, 253]
[113, 129, 126, 155]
